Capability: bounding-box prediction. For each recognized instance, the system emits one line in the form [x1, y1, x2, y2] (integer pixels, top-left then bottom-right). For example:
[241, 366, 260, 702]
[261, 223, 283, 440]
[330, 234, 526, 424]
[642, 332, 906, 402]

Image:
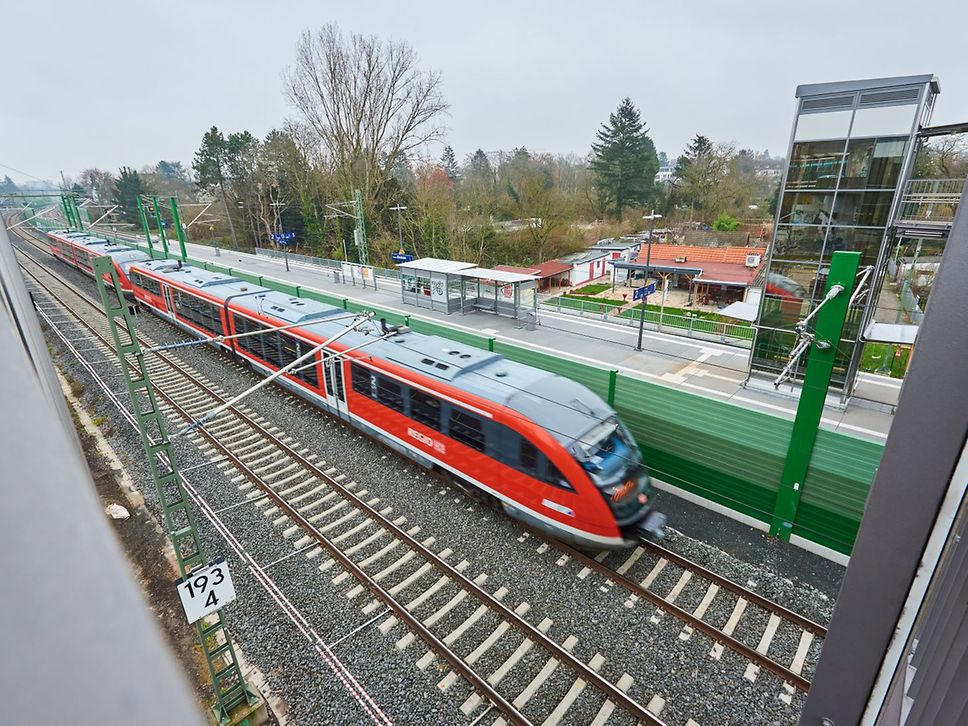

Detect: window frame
[447, 407, 486, 453]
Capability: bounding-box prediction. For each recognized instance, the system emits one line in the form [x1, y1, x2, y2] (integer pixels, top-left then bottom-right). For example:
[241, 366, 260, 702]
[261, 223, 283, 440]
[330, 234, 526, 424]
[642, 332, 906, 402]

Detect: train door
[162, 285, 176, 318]
[322, 353, 347, 419]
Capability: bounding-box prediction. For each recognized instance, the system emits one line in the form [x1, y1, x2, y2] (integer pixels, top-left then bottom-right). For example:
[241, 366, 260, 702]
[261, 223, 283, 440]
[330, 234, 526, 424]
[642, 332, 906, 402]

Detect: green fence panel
[794, 428, 884, 554]
[266, 279, 299, 297]
[298, 288, 348, 309]
[232, 270, 262, 286]
[492, 341, 613, 401]
[612, 374, 790, 524]
[57, 220, 885, 553]
[407, 318, 491, 350]
[344, 299, 409, 327]
[203, 263, 234, 277]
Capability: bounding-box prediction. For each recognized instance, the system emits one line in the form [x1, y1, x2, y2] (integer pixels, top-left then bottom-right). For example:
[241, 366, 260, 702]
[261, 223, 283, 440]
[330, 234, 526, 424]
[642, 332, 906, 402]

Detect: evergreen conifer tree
[440, 145, 459, 182]
[590, 98, 659, 220]
[111, 167, 152, 224]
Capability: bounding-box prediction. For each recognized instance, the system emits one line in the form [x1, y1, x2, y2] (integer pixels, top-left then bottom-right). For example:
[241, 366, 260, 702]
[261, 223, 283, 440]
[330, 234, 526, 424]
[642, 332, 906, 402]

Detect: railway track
[13, 230, 662, 725]
[12, 222, 828, 723]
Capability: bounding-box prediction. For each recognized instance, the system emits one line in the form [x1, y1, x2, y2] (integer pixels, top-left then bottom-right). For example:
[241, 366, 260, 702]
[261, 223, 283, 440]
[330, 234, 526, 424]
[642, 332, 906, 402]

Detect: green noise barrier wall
[98, 234, 885, 555]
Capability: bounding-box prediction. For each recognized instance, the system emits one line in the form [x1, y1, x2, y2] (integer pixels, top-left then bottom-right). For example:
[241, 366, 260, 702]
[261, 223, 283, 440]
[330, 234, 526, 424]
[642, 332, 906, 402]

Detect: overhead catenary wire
[171, 313, 375, 439]
[16, 218, 892, 447]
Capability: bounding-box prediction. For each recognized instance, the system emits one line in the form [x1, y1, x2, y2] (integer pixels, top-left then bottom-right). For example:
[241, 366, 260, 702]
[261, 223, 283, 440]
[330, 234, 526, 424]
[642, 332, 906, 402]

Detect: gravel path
[32, 251, 843, 726]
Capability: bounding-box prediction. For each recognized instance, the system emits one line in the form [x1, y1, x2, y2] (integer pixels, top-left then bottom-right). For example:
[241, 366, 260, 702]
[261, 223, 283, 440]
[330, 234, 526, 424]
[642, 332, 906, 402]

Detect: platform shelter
[397, 257, 538, 321]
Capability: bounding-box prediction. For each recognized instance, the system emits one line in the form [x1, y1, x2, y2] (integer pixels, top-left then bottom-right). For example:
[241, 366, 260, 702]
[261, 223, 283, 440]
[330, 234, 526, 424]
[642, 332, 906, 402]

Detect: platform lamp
[635, 211, 662, 351]
[390, 204, 407, 254]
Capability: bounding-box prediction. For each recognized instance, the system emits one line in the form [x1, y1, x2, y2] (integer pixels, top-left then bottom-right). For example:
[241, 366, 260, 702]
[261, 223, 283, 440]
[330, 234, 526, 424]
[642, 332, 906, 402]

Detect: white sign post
[176, 558, 237, 624]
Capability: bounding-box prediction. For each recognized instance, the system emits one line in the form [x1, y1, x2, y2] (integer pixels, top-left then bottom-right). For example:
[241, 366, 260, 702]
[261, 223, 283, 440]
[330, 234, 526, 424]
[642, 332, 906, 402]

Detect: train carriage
[47, 229, 149, 296]
[128, 259, 665, 549]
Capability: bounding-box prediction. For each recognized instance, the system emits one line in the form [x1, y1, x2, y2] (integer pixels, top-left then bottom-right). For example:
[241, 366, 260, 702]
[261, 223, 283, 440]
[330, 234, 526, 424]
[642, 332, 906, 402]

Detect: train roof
[132, 262, 614, 448]
[51, 230, 151, 263]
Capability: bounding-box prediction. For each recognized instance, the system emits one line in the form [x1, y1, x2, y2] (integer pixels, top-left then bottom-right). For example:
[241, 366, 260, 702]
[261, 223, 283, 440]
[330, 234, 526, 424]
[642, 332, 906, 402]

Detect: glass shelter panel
[786, 140, 847, 190]
[840, 138, 908, 189]
[779, 191, 836, 225]
[773, 225, 828, 261]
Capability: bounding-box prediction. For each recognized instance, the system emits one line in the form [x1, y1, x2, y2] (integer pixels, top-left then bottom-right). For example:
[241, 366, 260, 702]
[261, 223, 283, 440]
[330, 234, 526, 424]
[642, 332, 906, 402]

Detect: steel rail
[526, 528, 813, 692]
[14, 234, 665, 725]
[641, 539, 828, 637]
[146, 356, 663, 725]
[14, 247, 533, 725]
[29, 293, 393, 725]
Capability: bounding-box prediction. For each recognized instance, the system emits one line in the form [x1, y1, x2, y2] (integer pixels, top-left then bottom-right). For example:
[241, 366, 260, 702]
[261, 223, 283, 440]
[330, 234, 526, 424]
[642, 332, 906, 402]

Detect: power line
[0, 161, 49, 183]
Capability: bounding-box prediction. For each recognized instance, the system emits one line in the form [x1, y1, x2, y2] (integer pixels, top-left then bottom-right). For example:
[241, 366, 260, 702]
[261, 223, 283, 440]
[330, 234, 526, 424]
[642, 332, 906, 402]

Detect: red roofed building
[623, 244, 767, 306]
[494, 261, 572, 291]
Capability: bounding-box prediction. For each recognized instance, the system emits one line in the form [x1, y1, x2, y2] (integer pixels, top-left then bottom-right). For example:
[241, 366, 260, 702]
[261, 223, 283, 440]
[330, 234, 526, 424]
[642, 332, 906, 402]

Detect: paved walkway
[174, 241, 897, 441]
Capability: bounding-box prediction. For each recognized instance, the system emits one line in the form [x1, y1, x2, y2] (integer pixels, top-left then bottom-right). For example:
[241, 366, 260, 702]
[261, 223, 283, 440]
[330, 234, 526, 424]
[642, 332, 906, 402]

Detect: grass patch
[571, 282, 612, 295]
[860, 342, 910, 379]
[561, 294, 626, 306]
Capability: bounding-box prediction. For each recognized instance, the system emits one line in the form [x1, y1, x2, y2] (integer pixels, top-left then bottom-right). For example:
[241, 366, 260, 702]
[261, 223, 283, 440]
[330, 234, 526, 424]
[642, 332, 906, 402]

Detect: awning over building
[864, 323, 919, 345]
[718, 301, 761, 322]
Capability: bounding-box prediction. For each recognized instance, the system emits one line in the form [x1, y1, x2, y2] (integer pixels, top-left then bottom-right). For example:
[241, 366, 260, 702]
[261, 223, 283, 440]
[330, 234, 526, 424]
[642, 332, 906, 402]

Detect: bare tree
[285, 24, 448, 220]
[78, 168, 115, 203]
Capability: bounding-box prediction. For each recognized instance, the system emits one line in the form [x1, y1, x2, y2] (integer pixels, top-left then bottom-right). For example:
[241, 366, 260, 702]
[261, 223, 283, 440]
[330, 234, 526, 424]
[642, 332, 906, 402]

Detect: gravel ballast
[30, 248, 843, 726]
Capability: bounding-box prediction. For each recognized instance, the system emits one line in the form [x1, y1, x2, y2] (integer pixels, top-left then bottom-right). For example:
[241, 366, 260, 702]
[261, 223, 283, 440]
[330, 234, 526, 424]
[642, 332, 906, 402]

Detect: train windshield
[573, 418, 635, 480]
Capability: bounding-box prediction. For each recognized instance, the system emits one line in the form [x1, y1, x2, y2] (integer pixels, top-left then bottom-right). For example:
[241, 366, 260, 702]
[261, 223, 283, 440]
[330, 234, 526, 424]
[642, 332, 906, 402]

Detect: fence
[34, 219, 882, 555]
[896, 177, 965, 225]
[541, 296, 754, 346]
[255, 247, 402, 281]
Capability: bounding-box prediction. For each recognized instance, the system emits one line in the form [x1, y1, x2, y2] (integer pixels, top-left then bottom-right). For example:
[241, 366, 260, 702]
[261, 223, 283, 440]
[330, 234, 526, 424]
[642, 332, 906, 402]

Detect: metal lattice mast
[170, 195, 189, 261]
[91, 256, 253, 722]
[151, 196, 170, 257]
[353, 188, 368, 266]
[136, 196, 156, 259]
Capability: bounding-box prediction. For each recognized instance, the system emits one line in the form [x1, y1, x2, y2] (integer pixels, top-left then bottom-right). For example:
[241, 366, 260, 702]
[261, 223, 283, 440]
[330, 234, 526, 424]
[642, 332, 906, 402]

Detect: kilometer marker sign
[176, 557, 237, 624]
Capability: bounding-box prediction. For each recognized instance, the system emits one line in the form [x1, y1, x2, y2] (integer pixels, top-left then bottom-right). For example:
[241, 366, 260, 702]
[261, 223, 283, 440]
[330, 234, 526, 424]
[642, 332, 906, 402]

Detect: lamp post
[390, 204, 407, 253]
[635, 210, 662, 351]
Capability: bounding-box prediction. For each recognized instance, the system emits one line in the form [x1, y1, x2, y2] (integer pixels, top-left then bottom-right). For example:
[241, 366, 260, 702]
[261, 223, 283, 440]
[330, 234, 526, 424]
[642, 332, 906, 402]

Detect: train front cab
[342, 357, 660, 550]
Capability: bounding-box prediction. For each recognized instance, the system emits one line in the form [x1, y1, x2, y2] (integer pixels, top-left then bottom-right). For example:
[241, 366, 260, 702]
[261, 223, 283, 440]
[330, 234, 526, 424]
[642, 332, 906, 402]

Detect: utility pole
[390, 204, 407, 253]
[325, 189, 368, 265]
[144, 196, 169, 258]
[635, 211, 662, 351]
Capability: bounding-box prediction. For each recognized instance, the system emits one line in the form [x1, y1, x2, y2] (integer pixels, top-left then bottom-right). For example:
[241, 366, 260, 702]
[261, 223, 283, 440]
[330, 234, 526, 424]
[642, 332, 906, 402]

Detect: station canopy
[455, 267, 537, 284]
[396, 258, 476, 274]
[396, 257, 538, 321]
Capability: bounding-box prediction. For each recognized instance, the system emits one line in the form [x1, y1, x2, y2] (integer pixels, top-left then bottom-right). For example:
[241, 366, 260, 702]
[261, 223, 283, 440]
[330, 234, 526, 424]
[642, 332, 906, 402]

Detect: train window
[279, 333, 319, 388]
[519, 438, 539, 476]
[350, 363, 374, 398]
[132, 272, 161, 296]
[376, 376, 405, 413]
[449, 408, 486, 452]
[174, 290, 222, 335]
[543, 460, 573, 491]
[410, 389, 441, 430]
[279, 333, 299, 366]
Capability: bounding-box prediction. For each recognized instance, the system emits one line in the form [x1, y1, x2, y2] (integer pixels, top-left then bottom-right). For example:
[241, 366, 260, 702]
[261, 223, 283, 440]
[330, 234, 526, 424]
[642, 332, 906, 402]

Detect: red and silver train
[47, 229, 149, 296]
[48, 232, 665, 548]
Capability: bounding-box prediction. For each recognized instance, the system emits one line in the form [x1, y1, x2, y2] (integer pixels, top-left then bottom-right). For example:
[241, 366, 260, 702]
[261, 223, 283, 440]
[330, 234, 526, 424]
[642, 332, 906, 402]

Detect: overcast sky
[3, 0, 967, 185]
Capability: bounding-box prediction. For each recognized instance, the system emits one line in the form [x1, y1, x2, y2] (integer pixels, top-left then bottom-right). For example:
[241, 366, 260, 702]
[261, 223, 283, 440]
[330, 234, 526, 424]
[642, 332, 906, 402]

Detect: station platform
[168, 240, 897, 442]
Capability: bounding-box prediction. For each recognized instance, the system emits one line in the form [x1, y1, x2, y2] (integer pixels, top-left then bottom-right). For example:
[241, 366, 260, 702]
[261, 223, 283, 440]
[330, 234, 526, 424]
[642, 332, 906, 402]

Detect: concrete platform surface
[174, 241, 897, 442]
